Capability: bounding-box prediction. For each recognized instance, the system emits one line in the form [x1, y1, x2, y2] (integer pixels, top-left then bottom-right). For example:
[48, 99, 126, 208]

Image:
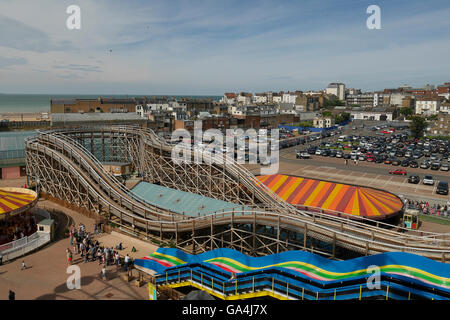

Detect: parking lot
[247, 121, 450, 204]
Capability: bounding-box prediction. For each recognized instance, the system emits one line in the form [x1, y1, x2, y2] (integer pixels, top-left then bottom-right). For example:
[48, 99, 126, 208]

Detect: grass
[418, 214, 450, 226]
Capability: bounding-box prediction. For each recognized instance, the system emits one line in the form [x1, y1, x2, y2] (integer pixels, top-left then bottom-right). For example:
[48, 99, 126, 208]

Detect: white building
[440, 103, 450, 114]
[272, 95, 282, 103]
[389, 93, 406, 106]
[237, 93, 252, 105]
[222, 93, 237, 105]
[282, 93, 297, 104]
[350, 110, 393, 121]
[415, 99, 441, 115]
[326, 83, 346, 101]
[313, 117, 335, 128]
[253, 93, 267, 104]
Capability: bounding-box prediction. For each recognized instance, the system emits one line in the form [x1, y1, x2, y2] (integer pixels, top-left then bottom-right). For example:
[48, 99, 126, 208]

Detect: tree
[321, 111, 333, 117]
[335, 112, 350, 124]
[323, 97, 345, 108]
[409, 116, 428, 139]
[399, 107, 413, 118]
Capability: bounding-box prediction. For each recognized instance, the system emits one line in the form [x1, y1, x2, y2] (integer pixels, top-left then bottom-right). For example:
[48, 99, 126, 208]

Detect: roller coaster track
[25, 126, 450, 262]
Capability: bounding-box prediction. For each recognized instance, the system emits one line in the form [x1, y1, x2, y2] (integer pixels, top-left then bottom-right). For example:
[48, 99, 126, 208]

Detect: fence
[0, 232, 51, 263]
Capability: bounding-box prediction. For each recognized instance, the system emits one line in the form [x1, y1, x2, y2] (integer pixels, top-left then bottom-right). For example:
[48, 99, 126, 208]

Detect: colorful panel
[256, 174, 403, 219]
[135, 248, 450, 294]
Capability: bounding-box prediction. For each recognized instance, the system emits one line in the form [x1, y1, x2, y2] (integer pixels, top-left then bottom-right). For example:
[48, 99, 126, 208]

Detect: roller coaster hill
[25, 126, 450, 299]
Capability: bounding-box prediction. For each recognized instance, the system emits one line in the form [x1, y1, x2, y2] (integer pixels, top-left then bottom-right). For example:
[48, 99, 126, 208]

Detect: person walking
[69, 229, 73, 246]
[8, 290, 15, 300]
[101, 266, 107, 281]
[79, 242, 84, 258]
[21, 260, 27, 270]
[66, 248, 72, 266]
[124, 254, 130, 272]
[97, 249, 102, 265]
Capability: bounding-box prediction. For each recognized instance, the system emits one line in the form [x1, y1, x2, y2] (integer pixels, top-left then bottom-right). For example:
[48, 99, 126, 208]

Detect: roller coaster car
[403, 205, 420, 230]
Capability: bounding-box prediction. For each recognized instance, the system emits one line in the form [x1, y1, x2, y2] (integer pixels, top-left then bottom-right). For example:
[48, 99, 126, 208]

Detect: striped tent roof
[0, 188, 37, 216]
[257, 174, 403, 219]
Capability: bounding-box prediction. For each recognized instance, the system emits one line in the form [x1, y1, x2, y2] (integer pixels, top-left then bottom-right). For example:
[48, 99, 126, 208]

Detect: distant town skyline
[1, 0, 450, 95]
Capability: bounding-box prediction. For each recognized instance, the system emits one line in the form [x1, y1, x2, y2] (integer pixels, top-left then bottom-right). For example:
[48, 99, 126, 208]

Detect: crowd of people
[404, 199, 449, 217]
[66, 223, 133, 279]
[0, 212, 36, 245]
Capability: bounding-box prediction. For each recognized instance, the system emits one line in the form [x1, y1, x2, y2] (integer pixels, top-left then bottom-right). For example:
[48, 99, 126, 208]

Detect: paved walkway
[0, 200, 153, 300]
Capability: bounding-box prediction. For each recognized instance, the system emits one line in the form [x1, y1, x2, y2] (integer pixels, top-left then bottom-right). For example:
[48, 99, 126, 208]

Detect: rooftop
[131, 182, 250, 217]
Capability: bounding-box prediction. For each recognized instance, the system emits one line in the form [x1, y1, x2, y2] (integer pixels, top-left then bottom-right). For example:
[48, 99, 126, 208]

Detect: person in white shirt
[124, 254, 130, 272]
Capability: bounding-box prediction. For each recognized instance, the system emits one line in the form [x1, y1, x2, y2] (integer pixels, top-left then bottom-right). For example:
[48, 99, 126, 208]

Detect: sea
[0, 94, 222, 113]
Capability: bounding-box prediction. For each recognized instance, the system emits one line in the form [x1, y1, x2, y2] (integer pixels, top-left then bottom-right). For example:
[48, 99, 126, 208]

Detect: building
[430, 112, 450, 135]
[346, 88, 362, 95]
[437, 83, 450, 100]
[402, 96, 415, 109]
[350, 109, 393, 121]
[313, 117, 335, 128]
[272, 94, 282, 103]
[0, 131, 33, 179]
[50, 97, 139, 113]
[415, 98, 441, 115]
[237, 93, 252, 106]
[440, 102, 450, 114]
[296, 94, 320, 111]
[282, 92, 298, 104]
[326, 83, 346, 101]
[223, 93, 237, 105]
[346, 93, 385, 107]
[389, 93, 407, 106]
[50, 113, 147, 128]
[252, 93, 268, 104]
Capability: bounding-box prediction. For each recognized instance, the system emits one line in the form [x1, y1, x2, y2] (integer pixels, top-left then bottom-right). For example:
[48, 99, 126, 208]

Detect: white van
[338, 135, 348, 142]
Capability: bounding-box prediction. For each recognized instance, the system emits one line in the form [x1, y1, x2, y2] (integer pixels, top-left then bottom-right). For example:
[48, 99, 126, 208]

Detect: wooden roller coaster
[25, 126, 450, 262]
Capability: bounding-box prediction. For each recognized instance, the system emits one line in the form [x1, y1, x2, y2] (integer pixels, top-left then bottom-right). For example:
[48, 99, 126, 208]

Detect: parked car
[392, 159, 401, 166]
[297, 151, 310, 159]
[436, 181, 449, 195]
[401, 159, 409, 167]
[431, 162, 440, 170]
[423, 175, 435, 185]
[408, 175, 420, 184]
[420, 161, 430, 169]
[389, 169, 407, 175]
[409, 160, 419, 168]
[441, 163, 449, 171]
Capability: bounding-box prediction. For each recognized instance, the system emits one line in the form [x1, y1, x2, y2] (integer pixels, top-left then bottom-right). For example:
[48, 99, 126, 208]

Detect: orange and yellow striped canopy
[257, 174, 403, 219]
[0, 188, 37, 216]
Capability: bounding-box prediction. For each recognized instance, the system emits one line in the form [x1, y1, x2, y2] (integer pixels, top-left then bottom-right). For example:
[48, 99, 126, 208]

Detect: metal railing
[0, 232, 51, 263]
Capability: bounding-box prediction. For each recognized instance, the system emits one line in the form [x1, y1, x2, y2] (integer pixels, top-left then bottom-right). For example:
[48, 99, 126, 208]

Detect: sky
[0, 0, 449, 95]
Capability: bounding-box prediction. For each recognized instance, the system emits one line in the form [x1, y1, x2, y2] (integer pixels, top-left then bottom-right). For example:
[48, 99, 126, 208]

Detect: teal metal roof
[131, 182, 250, 217]
[0, 131, 35, 163]
[0, 131, 35, 151]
